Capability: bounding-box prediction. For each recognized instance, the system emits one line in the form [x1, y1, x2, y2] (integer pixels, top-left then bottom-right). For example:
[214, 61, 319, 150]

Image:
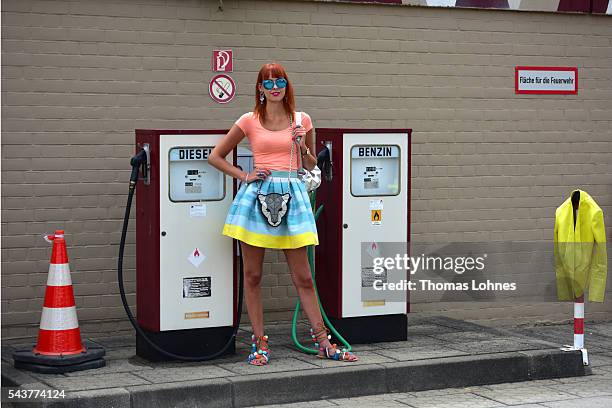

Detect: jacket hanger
[571, 190, 580, 230]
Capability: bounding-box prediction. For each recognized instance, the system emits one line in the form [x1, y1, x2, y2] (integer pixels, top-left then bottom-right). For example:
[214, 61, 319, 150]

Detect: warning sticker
[371, 209, 382, 225]
[183, 277, 211, 298]
[361, 266, 386, 288]
[188, 247, 205, 267]
[366, 241, 381, 258]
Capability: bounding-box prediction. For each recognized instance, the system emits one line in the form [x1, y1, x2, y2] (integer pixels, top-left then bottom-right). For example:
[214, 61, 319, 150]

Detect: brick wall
[2, 0, 611, 341]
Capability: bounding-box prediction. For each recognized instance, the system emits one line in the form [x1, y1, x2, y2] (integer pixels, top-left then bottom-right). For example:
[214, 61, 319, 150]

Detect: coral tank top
[235, 112, 313, 171]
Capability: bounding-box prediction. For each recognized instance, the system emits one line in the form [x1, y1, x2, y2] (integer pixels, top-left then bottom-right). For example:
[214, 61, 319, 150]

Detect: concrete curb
[1, 348, 586, 408]
[128, 378, 232, 408]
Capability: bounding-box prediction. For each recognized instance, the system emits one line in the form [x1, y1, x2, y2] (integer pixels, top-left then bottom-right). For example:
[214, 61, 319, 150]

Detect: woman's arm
[208, 124, 250, 181]
[299, 128, 317, 171]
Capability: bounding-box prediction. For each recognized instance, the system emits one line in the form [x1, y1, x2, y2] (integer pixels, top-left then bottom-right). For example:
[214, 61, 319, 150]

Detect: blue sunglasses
[262, 78, 287, 90]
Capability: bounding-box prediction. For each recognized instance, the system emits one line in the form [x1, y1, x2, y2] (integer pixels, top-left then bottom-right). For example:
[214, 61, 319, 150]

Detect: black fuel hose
[118, 150, 243, 361]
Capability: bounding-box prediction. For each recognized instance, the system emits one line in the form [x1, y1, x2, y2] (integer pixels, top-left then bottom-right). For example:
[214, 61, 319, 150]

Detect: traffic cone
[33, 230, 85, 355]
[12, 230, 106, 373]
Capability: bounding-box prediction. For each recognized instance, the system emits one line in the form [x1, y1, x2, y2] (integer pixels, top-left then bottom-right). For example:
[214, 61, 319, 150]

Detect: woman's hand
[246, 167, 271, 183]
[292, 125, 308, 153]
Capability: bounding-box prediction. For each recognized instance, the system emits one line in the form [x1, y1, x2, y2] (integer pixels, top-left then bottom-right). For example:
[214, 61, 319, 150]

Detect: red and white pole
[573, 295, 584, 350]
[562, 294, 588, 366]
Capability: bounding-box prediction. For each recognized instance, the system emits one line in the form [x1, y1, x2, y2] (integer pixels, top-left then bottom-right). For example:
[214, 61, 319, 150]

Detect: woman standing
[208, 62, 358, 365]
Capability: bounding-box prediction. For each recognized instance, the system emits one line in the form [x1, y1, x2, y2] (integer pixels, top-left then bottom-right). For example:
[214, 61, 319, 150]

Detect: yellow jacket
[554, 190, 607, 302]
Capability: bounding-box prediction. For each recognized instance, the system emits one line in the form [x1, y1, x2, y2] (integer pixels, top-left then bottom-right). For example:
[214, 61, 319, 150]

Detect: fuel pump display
[169, 147, 224, 201]
[364, 166, 379, 189]
[351, 145, 401, 196]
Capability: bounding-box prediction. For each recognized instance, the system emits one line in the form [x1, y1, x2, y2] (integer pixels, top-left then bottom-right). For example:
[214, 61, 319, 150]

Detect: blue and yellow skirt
[222, 171, 319, 249]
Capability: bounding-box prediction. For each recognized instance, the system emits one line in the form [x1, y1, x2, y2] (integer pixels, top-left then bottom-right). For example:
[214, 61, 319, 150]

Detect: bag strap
[295, 111, 304, 170]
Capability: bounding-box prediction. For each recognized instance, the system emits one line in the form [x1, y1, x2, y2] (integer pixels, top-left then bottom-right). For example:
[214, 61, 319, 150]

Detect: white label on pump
[188, 247, 205, 267]
[190, 204, 206, 217]
[352, 146, 399, 158]
[362, 266, 387, 288]
[369, 199, 383, 210]
[183, 277, 211, 298]
[170, 148, 213, 161]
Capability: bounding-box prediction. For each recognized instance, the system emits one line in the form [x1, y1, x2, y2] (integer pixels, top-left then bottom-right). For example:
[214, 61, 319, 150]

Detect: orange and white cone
[33, 230, 85, 355]
[13, 230, 105, 373]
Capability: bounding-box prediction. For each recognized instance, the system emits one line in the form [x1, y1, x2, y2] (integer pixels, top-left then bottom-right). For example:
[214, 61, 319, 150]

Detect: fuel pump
[314, 129, 412, 343]
[118, 130, 243, 361]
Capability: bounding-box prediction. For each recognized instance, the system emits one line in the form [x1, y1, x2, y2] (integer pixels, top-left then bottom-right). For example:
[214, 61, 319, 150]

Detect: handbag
[294, 112, 322, 193]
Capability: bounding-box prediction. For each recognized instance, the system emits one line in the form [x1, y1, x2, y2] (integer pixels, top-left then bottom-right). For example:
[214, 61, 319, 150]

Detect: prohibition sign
[209, 74, 236, 104]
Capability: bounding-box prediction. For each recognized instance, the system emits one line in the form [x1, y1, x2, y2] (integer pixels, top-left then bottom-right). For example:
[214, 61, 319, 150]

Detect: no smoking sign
[209, 74, 236, 104]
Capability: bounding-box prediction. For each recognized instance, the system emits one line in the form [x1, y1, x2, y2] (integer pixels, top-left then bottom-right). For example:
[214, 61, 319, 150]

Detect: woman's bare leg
[240, 241, 268, 363]
[283, 247, 358, 360]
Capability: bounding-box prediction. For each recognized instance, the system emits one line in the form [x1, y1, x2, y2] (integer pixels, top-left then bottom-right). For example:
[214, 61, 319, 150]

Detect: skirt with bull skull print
[222, 171, 319, 249]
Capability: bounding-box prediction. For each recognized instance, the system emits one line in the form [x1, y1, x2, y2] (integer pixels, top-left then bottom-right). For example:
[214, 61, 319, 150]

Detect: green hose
[290, 190, 352, 354]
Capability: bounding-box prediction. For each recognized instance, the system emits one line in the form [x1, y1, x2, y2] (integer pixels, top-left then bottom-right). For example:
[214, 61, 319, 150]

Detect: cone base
[14, 358, 105, 374]
[13, 342, 105, 367]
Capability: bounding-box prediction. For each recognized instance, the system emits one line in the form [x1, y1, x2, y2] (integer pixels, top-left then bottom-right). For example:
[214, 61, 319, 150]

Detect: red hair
[254, 62, 295, 123]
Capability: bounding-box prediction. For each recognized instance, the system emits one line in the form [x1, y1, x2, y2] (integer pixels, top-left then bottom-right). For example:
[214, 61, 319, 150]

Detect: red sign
[209, 74, 236, 104]
[212, 50, 233, 72]
[515, 66, 578, 95]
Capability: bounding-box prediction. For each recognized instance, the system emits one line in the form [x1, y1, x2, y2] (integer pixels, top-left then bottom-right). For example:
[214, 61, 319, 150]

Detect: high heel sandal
[247, 334, 270, 366]
[310, 325, 358, 362]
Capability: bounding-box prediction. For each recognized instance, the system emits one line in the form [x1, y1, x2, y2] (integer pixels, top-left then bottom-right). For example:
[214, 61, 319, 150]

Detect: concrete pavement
[2, 316, 605, 408]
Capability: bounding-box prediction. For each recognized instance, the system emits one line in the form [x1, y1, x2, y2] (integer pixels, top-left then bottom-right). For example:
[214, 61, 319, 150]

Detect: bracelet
[244, 172, 249, 183]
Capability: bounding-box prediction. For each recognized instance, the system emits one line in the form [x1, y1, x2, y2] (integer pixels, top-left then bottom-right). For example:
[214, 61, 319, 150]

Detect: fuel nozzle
[129, 145, 150, 188]
[317, 143, 333, 182]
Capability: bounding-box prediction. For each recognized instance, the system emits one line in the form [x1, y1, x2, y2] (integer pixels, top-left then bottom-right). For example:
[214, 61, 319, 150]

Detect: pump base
[327, 314, 407, 344]
[136, 326, 236, 362]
